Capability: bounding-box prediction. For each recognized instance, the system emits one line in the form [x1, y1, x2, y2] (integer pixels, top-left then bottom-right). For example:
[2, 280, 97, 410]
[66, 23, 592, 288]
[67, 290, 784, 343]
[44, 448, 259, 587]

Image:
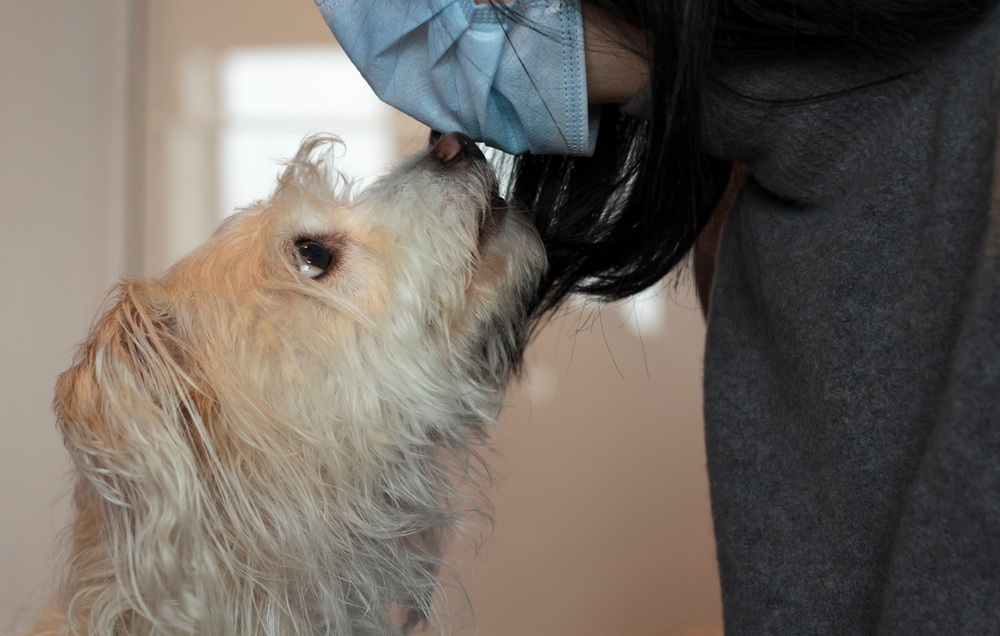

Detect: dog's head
[52, 134, 545, 634]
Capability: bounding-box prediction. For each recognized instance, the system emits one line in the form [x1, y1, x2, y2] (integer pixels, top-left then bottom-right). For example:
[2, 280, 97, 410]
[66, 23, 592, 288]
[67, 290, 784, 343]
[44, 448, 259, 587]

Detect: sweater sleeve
[700, 9, 1000, 634]
[876, 116, 1000, 635]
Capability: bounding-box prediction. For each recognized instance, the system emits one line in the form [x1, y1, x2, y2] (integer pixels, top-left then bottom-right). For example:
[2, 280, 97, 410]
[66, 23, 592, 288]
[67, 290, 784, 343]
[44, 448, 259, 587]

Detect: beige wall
[446, 295, 723, 636]
[1, 0, 131, 629]
[0, 0, 722, 633]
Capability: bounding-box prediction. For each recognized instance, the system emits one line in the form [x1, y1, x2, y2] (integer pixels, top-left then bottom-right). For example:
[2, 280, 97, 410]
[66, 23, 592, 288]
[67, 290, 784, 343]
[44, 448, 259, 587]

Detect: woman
[317, 0, 1000, 632]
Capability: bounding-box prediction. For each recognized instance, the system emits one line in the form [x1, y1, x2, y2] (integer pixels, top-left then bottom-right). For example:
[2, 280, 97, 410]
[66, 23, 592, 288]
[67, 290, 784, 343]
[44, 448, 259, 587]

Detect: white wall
[0, 0, 131, 629]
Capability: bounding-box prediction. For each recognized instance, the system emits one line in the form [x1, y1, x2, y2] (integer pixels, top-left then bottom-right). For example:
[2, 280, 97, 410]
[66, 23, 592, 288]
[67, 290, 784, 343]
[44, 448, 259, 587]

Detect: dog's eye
[294, 239, 334, 278]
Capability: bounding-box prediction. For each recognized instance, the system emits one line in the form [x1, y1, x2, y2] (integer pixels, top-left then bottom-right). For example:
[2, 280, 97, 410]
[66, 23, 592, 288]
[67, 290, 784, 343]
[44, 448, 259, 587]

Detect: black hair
[510, 0, 1000, 319]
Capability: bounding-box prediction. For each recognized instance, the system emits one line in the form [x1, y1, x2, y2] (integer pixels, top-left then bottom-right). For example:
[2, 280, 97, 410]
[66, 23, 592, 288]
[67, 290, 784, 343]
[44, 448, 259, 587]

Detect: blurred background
[0, 1, 722, 633]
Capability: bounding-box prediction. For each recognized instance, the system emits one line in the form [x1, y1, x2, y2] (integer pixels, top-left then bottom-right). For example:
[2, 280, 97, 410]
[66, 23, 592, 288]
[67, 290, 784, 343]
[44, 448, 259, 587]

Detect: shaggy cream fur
[28, 134, 546, 635]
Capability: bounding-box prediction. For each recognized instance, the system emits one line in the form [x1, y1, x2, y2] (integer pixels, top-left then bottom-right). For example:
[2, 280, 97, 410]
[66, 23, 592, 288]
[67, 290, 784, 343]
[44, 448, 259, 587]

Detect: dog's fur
[28, 135, 546, 635]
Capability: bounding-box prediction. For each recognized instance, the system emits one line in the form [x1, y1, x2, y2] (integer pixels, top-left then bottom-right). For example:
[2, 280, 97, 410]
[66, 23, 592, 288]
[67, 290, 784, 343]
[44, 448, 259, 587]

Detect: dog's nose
[432, 131, 485, 166]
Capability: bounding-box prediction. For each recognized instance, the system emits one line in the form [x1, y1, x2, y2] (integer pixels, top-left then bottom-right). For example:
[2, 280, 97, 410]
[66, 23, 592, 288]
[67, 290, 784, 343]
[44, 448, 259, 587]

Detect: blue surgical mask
[315, 0, 598, 156]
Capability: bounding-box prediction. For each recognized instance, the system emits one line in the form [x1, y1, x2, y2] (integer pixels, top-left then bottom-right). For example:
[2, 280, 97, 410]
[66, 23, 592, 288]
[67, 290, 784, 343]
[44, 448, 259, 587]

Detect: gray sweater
[699, 8, 1000, 635]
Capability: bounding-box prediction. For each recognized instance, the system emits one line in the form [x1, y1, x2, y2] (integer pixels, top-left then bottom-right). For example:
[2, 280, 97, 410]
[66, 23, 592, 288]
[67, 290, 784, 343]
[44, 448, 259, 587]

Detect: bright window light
[615, 283, 669, 338]
[218, 47, 393, 218]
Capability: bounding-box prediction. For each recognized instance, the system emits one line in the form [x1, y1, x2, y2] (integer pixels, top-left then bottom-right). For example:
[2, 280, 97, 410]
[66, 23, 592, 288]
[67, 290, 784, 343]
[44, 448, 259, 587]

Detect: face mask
[315, 0, 598, 156]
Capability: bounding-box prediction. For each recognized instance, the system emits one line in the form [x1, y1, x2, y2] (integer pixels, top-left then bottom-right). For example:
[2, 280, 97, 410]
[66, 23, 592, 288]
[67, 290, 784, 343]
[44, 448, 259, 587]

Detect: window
[218, 47, 393, 218]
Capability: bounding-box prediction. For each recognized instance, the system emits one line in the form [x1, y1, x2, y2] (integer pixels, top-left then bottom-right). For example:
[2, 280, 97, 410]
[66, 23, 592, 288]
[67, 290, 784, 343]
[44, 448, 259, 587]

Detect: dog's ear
[54, 282, 217, 628]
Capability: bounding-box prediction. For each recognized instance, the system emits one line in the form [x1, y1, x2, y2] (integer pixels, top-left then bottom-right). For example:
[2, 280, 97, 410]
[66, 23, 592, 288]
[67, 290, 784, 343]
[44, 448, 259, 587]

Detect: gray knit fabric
[699, 9, 1000, 635]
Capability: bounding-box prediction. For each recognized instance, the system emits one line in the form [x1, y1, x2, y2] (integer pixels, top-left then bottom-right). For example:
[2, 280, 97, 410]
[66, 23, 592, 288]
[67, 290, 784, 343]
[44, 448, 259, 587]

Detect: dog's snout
[431, 131, 485, 166]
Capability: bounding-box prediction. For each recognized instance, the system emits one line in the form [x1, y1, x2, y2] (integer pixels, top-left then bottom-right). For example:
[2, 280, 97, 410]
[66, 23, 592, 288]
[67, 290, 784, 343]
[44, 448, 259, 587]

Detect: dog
[26, 132, 546, 635]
